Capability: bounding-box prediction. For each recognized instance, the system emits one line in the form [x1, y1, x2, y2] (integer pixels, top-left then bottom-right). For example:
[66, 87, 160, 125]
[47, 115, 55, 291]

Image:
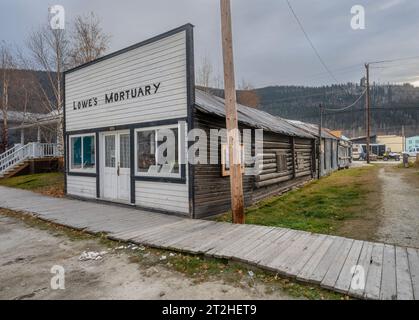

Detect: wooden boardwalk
[0, 186, 418, 300]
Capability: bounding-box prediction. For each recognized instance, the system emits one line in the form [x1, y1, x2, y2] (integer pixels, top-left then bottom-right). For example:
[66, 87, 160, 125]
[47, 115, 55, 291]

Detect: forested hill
[255, 83, 419, 138]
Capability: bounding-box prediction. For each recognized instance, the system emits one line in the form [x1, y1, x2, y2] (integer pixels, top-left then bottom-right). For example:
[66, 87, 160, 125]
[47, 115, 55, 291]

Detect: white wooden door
[102, 131, 130, 202]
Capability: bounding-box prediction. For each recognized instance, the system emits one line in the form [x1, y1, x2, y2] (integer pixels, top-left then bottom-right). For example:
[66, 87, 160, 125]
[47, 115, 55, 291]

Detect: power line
[369, 55, 419, 65]
[323, 89, 367, 112]
[285, 0, 339, 84]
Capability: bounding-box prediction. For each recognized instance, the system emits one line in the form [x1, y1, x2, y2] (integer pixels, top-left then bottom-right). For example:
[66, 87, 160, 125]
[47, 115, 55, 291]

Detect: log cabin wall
[193, 110, 315, 218]
[193, 110, 254, 219]
[253, 132, 314, 202]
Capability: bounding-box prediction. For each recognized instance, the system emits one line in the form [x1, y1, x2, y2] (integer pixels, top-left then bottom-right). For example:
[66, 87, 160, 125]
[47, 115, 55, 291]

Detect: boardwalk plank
[268, 233, 318, 274]
[348, 241, 374, 298]
[308, 237, 345, 284]
[407, 248, 419, 300]
[334, 240, 364, 294]
[240, 228, 290, 263]
[321, 238, 354, 290]
[257, 230, 302, 267]
[297, 236, 335, 282]
[286, 235, 328, 278]
[364, 243, 384, 300]
[395, 246, 414, 300]
[380, 244, 397, 300]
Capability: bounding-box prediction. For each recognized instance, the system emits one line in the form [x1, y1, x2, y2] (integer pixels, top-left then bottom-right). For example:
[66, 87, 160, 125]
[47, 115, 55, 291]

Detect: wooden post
[365, 63, 371, 164]
[317, 104, 323, 179]
[220, 0, 245, 224]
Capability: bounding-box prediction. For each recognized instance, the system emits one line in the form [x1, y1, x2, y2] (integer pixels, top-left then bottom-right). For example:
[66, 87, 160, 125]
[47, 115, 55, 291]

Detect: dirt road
[376, 165, 419, 248]
[0, 214, 296, 300]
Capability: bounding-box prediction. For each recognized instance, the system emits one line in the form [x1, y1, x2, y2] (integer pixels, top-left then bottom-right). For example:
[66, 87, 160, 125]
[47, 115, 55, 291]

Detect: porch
[0, 142, 62, 179]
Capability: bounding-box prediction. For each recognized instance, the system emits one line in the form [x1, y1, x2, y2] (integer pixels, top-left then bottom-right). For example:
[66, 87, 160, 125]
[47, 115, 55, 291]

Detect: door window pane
[71, 137, 82, 169]
[83, 136, 95, 169]
[137, 130, 156, 173]
[120, 134, 130, 168]
[105, 135, 116, 168]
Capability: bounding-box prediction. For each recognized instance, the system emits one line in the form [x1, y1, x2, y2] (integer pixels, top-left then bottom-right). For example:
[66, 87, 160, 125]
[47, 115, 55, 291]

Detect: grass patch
[397, 161, 419, 169]
[217, 166, 379, 235]
[0, 172, 64, 197]
[0, 208, 347, 300]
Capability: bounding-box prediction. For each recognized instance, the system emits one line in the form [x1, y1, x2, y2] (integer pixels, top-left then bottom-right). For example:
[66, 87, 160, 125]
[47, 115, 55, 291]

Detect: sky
[1, 0, 419, 88]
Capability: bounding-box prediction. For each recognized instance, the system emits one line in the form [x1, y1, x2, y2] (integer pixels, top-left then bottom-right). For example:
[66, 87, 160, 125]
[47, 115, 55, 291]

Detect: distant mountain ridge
[207, 83, 419, 138]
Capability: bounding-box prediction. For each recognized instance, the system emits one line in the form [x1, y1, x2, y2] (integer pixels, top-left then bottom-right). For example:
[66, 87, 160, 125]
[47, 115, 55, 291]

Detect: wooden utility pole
[365, 63, 371, 164]
[220, 0, 245, 224]
[318, 104, 323, 179]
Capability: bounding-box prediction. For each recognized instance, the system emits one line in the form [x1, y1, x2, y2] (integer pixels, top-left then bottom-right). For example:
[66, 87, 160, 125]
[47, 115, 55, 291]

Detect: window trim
[69, 133, 96, 173]
[134, 123, 182, 178]
[221, 143, 245, 177]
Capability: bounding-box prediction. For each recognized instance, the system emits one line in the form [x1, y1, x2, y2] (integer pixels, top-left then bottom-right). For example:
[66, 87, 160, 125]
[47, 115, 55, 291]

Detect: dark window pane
[83, 136, 95, 169]
[71, 137, 82, 169]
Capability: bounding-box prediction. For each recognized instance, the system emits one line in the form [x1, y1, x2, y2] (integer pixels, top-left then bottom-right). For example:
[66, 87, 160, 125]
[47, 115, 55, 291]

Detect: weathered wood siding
[193, 111, 254, 218]
[67, 175, 96, 199]
[193, 111, 314, 218]
[135, 180, 189, 215]
[65, 31, 187, 131]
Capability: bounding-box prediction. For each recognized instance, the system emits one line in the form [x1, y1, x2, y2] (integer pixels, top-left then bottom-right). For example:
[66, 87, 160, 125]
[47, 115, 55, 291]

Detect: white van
[403, 146, 419, 157]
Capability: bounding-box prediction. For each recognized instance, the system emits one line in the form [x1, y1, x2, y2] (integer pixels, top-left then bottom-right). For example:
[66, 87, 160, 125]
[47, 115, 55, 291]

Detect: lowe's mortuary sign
[72, 82, 161, 110]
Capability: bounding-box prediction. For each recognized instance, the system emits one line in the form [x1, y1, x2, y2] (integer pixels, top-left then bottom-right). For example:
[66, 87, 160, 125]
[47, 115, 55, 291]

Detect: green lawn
[217, 166, 379, 235]
[0, 172, 64, 197]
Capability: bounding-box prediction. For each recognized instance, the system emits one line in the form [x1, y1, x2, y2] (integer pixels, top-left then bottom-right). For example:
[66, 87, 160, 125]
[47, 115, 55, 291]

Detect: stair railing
[0, 142, 61, 174]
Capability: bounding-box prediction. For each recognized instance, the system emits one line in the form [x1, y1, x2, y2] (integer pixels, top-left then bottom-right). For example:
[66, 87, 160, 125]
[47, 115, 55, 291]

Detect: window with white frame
[70, 134, 96, 172]
[135, 124, 180, 177]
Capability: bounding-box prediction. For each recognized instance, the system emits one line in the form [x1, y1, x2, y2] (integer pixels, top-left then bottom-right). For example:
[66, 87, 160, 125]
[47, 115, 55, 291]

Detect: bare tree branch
[70, 12, 110, 66]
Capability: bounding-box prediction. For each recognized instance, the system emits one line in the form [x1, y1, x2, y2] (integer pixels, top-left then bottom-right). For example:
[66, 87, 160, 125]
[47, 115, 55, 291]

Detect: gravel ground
[0, 214, 294, 300]
[376, 165, 419, 248]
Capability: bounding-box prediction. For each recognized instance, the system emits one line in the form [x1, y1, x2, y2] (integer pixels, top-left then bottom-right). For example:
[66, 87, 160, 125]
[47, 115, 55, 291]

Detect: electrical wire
[285, 0, 339, 84]
[322, 89, 367, 112]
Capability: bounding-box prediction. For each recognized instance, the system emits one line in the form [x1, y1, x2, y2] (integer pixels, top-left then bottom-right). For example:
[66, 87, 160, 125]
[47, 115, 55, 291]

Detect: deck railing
[0, 142, 61, 175]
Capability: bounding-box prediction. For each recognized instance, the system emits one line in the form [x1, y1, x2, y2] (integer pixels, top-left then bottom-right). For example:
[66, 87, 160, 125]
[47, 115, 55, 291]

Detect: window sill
[68, 171, 97, 177]
[134, 175, 186, 184]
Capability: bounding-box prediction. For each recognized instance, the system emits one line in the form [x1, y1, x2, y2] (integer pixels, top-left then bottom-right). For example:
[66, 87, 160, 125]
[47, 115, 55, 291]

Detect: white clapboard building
[64, 24, 332, 218]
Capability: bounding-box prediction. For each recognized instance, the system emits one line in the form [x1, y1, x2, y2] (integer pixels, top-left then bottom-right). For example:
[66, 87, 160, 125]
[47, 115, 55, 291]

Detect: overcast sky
[1, 0, 419, 87]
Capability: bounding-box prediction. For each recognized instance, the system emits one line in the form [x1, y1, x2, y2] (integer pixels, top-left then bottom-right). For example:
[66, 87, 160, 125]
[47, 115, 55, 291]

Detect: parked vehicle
[383, 151, 401, 161]
[403, 146, 419, 157]
[353, 143, 382, 161]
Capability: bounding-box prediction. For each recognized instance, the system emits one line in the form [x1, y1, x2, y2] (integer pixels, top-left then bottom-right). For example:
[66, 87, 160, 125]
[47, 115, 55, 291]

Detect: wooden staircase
[0, 143, 60, 179]
[0, 161, 30, 179]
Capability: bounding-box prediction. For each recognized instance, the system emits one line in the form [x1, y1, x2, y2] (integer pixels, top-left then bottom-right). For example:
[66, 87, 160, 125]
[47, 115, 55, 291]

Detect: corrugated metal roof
[286, 120, 338, 140]
[195, 90, 315, 139]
